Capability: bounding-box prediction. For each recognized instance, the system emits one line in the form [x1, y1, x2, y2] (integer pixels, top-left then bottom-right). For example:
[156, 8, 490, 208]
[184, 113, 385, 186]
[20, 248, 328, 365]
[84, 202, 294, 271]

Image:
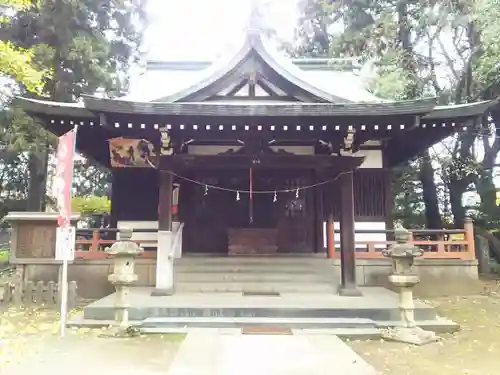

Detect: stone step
[176, 256, 329, 264]
[174, 264, 334, 274]
[140, 316, 377, 330]
[175, 259, 332, 269]
[175, 272, 335, 283]
[174, 282, 336, 293]
[86, 305, 428, 321]
[68, 313, 457, 337]
[136, 325, 383, 339]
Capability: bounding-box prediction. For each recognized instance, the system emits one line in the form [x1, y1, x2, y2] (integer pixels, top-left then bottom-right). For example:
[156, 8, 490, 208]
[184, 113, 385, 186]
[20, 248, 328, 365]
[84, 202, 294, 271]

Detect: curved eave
[423, 99, 497, 120]
[150, 31, 349, 103]
[81, 96, 437, 117]
[13, 97, 95, 118]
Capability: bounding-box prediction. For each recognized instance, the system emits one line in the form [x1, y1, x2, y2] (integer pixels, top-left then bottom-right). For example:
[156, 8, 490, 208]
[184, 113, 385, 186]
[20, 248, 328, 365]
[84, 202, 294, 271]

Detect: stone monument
[382, 226, 439, 345]
[104, 228, 143, 337]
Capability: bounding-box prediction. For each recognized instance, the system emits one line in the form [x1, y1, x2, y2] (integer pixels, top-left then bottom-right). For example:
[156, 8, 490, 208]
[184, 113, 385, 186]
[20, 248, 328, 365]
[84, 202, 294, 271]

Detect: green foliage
[2, 106, 53, 153]
[0, 41, 47, 94]
[0, 0, 145, 212]
[72, 160, 111, 197]
[3, 0, 147, 100]
[290, 0, 337, 57]
[391, 162, 426, 228]
[71, 195, 110, 216]
[370, 64, 414, 101]
[0, 0, 47, 94]
[472, 0, 500, 96]
[0, 249, 8, 262]
[290, 0, 500, 228]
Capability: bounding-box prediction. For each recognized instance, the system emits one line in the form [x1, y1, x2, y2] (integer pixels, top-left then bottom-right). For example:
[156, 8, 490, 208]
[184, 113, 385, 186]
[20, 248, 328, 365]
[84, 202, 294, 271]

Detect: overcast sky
[144, 0, 299, 60]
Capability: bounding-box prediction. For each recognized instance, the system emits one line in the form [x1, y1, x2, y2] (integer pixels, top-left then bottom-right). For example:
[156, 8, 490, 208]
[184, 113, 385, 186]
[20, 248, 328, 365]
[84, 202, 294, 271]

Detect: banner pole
[59, 125, 78, 338]
[59, 257, 69, 337]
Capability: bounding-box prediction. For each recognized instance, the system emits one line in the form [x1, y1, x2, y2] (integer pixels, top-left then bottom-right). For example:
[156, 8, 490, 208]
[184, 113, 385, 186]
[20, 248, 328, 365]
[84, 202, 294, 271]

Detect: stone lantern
[105, 229, 143, 336]
[381, 226, 438, 345]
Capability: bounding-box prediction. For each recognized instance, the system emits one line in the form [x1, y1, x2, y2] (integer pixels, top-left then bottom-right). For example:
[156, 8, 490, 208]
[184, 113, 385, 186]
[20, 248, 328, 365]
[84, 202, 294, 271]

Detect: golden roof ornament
[159, 126, 173, 156]
[340, 127, 356, 155]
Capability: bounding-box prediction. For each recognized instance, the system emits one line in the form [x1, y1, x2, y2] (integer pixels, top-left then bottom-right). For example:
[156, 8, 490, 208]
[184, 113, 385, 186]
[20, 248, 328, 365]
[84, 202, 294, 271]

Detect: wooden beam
[248, 72, 256, 98]
[338, 171, 361, 296]
[159, 154, 365, 171]
[256, 73, 289, 97]
[226, 78, 248, 96]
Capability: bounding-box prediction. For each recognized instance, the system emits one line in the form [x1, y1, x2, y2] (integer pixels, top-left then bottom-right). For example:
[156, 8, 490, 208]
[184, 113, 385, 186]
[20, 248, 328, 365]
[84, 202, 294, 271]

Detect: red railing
[75, 219, 475, 261]
[75, 228, 156, 260]
[327, 218, 475, 260]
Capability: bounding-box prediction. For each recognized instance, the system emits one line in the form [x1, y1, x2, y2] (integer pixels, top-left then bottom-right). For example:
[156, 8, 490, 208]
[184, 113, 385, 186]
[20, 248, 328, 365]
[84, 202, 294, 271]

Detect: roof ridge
[146, 57, 362, 72]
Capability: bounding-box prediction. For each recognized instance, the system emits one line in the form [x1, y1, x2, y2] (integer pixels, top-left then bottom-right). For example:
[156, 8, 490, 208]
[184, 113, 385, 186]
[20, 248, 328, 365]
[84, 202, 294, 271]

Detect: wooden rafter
[255, 73, 289, 98]
[248, 71, 256, 98]
[225, 78, 249, 96]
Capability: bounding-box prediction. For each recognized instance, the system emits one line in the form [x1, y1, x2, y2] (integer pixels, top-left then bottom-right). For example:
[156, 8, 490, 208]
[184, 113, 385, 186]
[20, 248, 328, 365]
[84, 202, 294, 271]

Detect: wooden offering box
[228, 228, 278, 255]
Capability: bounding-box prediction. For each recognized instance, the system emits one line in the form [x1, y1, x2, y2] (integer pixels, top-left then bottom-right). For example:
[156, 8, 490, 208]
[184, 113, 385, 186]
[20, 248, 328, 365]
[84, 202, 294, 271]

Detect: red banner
[52, 127, 77, 228]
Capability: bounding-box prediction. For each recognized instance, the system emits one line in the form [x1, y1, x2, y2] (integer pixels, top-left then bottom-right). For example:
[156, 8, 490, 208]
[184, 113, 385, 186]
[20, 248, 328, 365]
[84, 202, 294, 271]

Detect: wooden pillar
[151, 170, 174, 296]
[338, 171, 361, 296]
[314, 172, 325, 254]
[326, 214, 334, 258]
[109, 171, 118, 239]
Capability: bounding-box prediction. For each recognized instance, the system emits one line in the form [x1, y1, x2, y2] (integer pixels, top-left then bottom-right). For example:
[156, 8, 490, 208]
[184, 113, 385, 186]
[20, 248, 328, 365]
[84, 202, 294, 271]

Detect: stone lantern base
[383, 326, 439, 345]
[100, 325, 140, 338]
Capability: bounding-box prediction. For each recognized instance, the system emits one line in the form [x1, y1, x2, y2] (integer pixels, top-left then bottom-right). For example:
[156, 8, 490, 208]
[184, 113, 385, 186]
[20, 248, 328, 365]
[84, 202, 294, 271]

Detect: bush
[0, 249, 9, 263]
[71, 195, 110, 216]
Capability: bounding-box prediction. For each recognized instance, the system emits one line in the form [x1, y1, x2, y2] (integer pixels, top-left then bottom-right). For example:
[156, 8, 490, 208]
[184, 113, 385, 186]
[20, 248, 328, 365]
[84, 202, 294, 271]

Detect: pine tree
[1, 0, 146, 210]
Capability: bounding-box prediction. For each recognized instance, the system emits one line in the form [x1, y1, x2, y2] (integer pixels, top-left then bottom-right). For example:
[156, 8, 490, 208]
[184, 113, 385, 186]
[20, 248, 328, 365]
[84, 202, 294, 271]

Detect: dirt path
[0, 308, 183, 374]
[349, 281, 500, 375]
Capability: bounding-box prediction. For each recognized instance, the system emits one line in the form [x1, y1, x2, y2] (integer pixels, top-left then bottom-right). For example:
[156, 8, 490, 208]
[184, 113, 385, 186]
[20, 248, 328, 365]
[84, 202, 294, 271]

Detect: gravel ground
[349, 279, 500, 375]
[0, 308, 183, 375]
[2, 275, 499, 375]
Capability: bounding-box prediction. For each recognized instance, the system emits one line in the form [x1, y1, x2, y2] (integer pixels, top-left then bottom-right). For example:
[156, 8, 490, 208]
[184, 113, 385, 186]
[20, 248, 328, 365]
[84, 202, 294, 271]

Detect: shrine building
[12, 28, 492, 298]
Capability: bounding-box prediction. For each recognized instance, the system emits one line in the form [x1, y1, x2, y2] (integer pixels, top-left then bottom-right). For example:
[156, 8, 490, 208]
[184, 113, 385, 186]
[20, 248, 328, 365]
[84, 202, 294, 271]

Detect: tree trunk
[26, 45, 65, 211]
[26, 151, 49, 211]
[448, 178, 466, 228]
[419, 151, 442, 229]
[476, 111, 500, 221]
[476, 172, 497, 217]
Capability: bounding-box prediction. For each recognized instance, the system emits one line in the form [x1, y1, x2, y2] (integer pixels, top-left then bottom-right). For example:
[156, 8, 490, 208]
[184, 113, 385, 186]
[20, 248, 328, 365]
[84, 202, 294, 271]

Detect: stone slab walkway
[167, 328, 379, 375]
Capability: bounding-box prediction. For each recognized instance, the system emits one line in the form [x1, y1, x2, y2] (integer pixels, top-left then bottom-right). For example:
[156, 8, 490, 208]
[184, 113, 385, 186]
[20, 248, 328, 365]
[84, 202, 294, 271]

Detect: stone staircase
[173, 256, 338, 294]
[75, 256, 460, 336]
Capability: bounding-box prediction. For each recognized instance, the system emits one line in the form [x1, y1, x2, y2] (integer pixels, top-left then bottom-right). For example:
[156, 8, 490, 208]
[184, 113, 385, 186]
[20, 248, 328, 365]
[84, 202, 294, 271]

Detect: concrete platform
[71, 286, 460, 333]
[82, 287, 436, 321]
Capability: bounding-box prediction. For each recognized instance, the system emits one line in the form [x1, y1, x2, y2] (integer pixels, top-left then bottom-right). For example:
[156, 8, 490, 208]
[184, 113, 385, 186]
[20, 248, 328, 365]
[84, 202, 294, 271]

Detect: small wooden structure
[11, 27, 490, 297]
